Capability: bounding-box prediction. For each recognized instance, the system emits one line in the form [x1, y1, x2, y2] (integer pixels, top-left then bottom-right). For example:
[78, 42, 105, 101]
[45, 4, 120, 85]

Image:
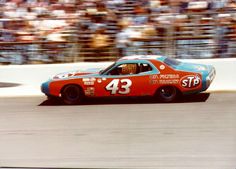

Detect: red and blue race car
[41, 55, 216, 105]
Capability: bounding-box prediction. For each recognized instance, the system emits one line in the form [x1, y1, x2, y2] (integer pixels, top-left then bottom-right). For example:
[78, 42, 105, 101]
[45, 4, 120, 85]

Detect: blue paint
[176, 62, 208, 73]
[41, 80, 51, 96]
[175, 62, 214, 92]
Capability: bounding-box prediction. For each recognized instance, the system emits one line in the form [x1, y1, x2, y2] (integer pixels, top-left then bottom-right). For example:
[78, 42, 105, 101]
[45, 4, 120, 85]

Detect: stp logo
[181, 75, 201, 88]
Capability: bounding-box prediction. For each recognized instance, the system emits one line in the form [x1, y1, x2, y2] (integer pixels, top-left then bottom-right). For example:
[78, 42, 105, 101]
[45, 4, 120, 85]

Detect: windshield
[99, 63, 116, 75]
[164, 57, 181, 67]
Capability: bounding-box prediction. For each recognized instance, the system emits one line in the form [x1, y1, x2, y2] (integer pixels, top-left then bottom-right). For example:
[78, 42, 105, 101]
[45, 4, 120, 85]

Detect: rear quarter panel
[150, 60, 203, 94]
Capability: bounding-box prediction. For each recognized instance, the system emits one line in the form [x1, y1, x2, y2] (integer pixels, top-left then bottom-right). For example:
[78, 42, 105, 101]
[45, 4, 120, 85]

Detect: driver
[121, 64, 137, 75]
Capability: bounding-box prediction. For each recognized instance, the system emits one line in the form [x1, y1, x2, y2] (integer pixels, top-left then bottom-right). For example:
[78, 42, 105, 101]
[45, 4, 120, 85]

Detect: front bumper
[41, 80, 51, 96]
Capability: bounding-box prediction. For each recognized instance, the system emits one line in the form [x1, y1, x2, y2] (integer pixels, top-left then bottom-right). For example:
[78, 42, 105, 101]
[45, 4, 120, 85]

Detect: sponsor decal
[85, 87, 95, 96]
[54, 71, 77, 79]
[82, 78, 90, 82]
[83, 78, 96, 82]
[159, 79, 179, 84]
[97, 79, 102, 83]
[97, 78, 106, 83]
[149, 74, 180, 85]
[160, 65, 165, 70]
[149, 75, 159, 79]
[83, 78, 96, 85]
[106, 79, 132, 94]
[181, 75, 201, 88]
[149, 75, 158, 84]
[150, 80, 158, 84]
[84, 81, 94, 85]
[160, 74, 179, 79]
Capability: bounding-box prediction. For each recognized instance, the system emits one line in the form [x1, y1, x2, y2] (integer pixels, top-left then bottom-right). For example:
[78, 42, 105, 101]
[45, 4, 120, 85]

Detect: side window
[139, 63, 152, 73]
[108, 63, 138, 75]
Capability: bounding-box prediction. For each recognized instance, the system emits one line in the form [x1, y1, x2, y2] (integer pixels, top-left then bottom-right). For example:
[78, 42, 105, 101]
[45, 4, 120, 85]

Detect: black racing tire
[155, 86, 178, 103]
[61, 84, 84, 105]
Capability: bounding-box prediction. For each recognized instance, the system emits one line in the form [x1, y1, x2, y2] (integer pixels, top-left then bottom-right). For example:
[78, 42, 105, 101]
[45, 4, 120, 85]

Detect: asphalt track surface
[0, 93, 236, 169]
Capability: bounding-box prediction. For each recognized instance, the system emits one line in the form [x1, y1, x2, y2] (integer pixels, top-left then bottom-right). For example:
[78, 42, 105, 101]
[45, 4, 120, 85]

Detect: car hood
[53, 68, 101, 79]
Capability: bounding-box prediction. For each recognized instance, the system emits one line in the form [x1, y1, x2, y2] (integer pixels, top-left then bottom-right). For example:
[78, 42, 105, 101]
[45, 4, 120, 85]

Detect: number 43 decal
[106, 79, 132, 94]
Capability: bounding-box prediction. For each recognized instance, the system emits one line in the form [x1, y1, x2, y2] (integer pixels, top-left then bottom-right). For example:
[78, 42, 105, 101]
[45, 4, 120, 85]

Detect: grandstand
[0, 0, 236, 64]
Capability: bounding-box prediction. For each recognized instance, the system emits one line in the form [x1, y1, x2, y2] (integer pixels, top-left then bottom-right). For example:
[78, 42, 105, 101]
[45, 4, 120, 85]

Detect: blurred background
[0, 0, 235, 64]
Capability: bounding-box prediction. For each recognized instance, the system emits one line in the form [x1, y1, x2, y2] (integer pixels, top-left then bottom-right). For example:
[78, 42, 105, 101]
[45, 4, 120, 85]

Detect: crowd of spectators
[0, 0, 236, 64]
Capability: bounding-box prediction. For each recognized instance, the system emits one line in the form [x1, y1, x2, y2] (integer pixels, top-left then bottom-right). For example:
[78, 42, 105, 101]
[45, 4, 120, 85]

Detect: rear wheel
[155, 86, 178, 103]
[61, 85, 84, 105]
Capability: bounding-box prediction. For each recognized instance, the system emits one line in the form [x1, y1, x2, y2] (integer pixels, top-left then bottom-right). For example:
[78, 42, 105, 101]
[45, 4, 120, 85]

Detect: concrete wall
[182, 58, 236, 91]
[0, 58, 235, 96]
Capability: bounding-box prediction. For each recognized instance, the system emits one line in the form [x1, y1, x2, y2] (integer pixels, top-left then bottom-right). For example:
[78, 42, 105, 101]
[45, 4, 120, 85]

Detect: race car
[41, 55, 216, 105]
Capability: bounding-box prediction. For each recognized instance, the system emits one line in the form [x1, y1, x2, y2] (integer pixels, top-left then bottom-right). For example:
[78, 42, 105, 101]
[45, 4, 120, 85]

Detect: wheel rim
[160, 87, 174, 98]
[63, 86, 80, 102]
[159, 86, 176, 101]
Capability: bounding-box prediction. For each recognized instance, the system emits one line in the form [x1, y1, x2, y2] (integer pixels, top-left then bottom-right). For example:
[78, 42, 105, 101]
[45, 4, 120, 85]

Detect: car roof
[118, 55, 166, 62]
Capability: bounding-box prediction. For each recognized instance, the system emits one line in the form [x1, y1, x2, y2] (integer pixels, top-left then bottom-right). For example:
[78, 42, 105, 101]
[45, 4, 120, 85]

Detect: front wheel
[61, 85, 84, 105]
[155, 86, 178, 103]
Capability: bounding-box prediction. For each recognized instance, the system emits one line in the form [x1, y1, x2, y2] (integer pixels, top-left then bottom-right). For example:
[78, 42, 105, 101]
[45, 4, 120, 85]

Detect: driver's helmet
[121, 64, 137, 75]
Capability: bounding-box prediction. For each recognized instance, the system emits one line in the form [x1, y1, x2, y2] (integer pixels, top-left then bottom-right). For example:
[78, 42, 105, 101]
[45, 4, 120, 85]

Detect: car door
[93, 61, 159, 97]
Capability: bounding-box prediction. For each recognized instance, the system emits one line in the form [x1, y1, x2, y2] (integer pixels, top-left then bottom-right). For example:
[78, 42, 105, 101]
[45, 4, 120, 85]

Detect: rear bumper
[206, 67, 216, 88]
[203, 67, 216, 91]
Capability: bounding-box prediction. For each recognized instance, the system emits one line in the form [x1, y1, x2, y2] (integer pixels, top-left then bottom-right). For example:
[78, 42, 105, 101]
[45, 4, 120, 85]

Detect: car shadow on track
[39, 93, 210, 106]
[0, 82, 21, 88]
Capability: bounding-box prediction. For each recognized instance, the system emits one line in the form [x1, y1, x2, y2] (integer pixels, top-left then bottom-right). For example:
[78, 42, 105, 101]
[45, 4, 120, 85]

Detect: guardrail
[0, 58, 235, 97]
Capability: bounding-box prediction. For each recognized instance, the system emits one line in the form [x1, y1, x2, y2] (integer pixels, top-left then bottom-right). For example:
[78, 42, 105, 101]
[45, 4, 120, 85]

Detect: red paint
[46, 59, 205, 97]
